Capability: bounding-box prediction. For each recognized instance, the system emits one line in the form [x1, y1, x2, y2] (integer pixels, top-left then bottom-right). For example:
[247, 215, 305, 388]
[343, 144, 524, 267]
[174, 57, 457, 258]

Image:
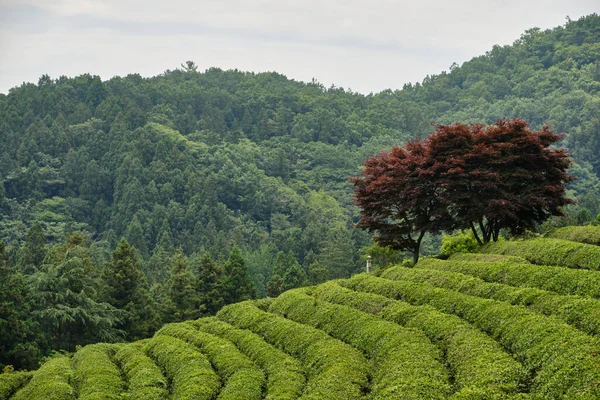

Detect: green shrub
[113, 342, 168, 400]
[440, 231, 479, 257]
[412, 260, 600, 336]
[269, 289, 450, 399]
[450, 253, 529, 264]
[192, 317, 305, 400]
[217, 301, 369, 400]
[342, 274, 600, 399]
[72, 344, 124, 400]
[310, 281, 526, 397]
[481, 237, 600, 270]
[0, 370, 32, 400]
[12, 356, 75, 400]
[546, 225, 600, 246]
[421, 257, 600, 299]
[156, 323, 264, 400]
[144, 335, 220, 400]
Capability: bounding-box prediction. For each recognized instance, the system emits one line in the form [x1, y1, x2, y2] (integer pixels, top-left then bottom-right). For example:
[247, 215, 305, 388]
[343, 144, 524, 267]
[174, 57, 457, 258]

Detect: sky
[0, 0, 598, 94]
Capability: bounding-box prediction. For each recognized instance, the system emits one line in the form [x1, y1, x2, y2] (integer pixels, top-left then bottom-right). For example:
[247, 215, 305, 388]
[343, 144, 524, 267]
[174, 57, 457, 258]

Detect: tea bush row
[113, 342, 168, 400]
[269, 289, 450, 399]
[191, 317, 305, 400]
[310, 281, 526, 398]
[72, 344, 124, 400]
[143, 335, 220, 400]
[12, 356, 74, 400]
[156, 322, 264, 400]
[546, 225, 600, 246]
[343, 274, 600, 399]
[0, 371, 32, 400]
[404, 261, 600, 336]
[481, 238, 600, 270]
[433, 256, 600, 298]
[217, 301, 369, 400]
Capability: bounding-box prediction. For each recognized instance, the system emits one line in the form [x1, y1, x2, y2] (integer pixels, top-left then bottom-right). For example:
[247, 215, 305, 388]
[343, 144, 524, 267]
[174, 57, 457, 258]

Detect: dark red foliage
[351, 118, 575, 257]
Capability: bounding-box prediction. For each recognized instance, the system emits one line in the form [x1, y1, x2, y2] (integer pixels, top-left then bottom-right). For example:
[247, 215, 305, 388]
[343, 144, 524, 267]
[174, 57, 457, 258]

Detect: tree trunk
[412, 231, 426, 264]
[469, 221, 483, 245]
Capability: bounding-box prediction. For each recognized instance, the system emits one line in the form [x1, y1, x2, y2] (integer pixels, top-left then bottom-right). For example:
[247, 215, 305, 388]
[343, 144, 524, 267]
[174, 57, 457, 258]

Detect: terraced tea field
[2, 229, 600, 399]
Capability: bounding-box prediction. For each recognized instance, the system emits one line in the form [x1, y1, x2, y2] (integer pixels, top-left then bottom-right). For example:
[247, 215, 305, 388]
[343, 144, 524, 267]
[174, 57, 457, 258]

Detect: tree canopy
[352, 119, 575, 262]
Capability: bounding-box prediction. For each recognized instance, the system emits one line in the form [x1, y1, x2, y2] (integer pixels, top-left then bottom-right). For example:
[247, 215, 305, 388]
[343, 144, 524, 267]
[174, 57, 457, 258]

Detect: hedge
[546, 225, 600, 246]
[310, 281, 526, 397]
[12, 356, 75, 400]
[343, 274, 600, 399]
[217, 301, 369, 400]
[481, 237, 600, 270]
[449, 253, 530, 263]
[192, 317, 305, 400]
[144, 335, 220, 400]
[403, 261, 600, 336]
[269, 289, 450, 399]
[156, 322, 264, 400]
[422, 257, 600, 299]
[113, 342, 168, 400]
[0, 371, 32, 400]
[72, 344, 124, 400]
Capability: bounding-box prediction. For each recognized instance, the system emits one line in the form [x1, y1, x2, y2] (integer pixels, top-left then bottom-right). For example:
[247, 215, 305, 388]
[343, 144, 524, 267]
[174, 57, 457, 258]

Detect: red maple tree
[351, 119, 574, 261]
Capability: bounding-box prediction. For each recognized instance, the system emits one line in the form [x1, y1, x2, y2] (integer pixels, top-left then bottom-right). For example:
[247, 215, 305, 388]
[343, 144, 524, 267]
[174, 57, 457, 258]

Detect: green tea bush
[156, 323, 264, 400]
[310, 281, 526, 397]
[72, 344, 124, 400]
[546, 225, 600, 246]
[192, 317, 305, 400]
[406, 261, 600, 336]
[0, 370, 32, 400]
[420, 257, 600, 299]
[342, 274, 600, 399]
[113, 342, 168, 400]
[12, 356, 75, 400]
[440, 231, 479, 257]
[217, 301, 369, 400]
[144, 335, 220, 400]
[482, 238, 600, 270]
[450, 253, 530, 263]
[269, 289, 450, 399]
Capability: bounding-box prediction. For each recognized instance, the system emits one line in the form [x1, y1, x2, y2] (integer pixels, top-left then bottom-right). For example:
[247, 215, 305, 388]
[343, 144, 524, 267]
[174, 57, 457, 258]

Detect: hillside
[3, 230, 600, 399]
[1, 13, 600, 370]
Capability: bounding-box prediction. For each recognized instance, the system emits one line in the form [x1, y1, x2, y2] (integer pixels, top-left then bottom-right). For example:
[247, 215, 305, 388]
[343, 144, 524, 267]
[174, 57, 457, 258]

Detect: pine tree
[18, 221, 47, 273]
[194, 252, 223, 315]
[29, 238, 123, 352]
[165, 249, 198, 321]
[102, 238, 159, 340]
[0, 242, 40, 370]
[219, 248, 256, 305]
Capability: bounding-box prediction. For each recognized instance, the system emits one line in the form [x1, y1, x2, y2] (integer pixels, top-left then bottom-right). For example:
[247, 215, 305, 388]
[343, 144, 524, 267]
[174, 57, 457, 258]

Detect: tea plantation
[2, 227, 600, 399]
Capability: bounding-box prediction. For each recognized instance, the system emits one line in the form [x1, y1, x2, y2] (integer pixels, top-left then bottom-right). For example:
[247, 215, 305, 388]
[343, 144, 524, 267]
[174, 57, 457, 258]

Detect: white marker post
[366, 255, 372, 273]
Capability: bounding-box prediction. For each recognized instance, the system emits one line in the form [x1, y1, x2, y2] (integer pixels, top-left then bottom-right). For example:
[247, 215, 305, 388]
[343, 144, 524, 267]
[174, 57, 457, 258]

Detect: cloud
[0, 0, 598, 93]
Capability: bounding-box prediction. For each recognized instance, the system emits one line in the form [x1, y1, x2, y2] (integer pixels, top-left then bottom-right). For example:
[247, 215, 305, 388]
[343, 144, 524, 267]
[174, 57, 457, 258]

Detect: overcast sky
[0, 0, 598, 94]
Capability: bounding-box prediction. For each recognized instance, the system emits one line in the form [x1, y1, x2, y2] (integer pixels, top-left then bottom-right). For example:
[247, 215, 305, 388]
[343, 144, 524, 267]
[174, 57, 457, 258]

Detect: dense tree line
[0, 13, 599, 368]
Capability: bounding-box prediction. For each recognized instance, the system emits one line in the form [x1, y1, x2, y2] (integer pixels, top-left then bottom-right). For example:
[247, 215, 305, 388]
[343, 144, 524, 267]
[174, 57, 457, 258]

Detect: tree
[194, 252, 223, 314]
[352, 119, 575, 260]
[18, 221, 47, 273]
[102, 238, 159, 340]
[0, 242, 40, 370]
[425, 119, 574, 243]
[351, 140, 448, 263]
[29, 236, 123, 352]
[165, 249, 198, 321]
[218, 248, 256, 305]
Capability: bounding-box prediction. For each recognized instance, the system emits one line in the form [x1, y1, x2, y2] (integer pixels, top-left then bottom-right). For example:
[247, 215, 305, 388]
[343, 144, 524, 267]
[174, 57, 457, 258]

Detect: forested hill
[0, 12, 600, 368]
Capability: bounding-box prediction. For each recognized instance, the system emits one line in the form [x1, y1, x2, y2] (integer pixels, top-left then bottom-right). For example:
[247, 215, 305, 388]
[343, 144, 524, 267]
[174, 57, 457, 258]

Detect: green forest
[1, 14, 600, 370]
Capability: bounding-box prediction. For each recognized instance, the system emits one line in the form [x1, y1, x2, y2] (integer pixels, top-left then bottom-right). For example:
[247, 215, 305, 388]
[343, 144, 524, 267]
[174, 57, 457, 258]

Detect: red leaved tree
[351, 119, 575, 261]
[350, 141, 452, 263]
